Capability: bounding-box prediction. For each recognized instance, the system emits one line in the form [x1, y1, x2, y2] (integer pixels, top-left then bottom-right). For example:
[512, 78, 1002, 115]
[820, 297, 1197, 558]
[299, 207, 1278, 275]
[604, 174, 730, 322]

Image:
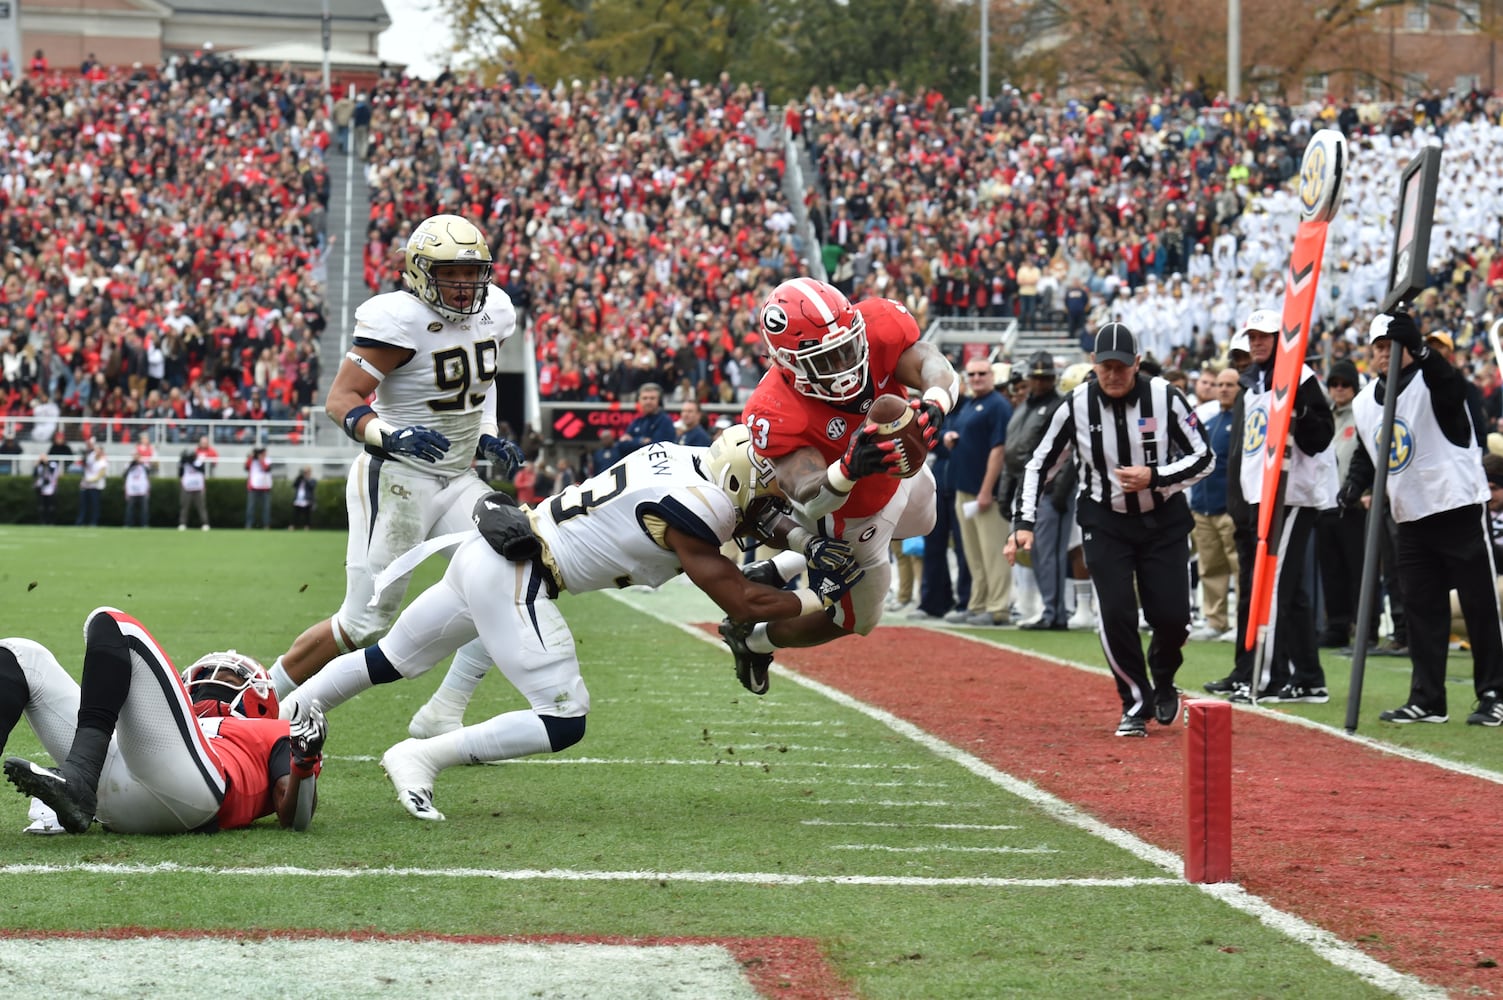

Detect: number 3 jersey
[353, 289, 518, 477]
[531, 442, 738, 592]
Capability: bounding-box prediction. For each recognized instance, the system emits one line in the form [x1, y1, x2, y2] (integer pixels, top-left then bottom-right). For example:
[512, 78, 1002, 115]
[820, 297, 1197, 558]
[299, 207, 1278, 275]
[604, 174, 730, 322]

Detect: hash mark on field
[802, 820, 1020, 831]
[0, 862, 1177, 888]
[828, 844, 1058, 855]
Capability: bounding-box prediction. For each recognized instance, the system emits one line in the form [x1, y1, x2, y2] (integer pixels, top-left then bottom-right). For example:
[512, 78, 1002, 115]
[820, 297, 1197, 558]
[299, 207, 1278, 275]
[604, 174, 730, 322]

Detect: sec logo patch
[827, 417, 848, 440]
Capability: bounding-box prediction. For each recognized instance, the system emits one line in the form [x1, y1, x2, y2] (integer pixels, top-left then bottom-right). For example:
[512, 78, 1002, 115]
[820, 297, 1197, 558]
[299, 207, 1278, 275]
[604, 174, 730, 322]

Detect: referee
[1007, 323, 1213, 737]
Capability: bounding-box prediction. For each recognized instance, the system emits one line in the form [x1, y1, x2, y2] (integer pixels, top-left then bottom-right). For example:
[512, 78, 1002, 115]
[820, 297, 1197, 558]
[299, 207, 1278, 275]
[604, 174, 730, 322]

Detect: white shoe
[177, 524, 186, 532]
[1187, 625, 1222, 641]
[201, 524, 210, 531]
[22, 798, 64, 836]
[1217, 628, 1238, 643]
[408, 701, 462, 739]
[380, 739, 446, 821]
[1067, 608, 1096, 630]
[1017, 612, 1045, 628]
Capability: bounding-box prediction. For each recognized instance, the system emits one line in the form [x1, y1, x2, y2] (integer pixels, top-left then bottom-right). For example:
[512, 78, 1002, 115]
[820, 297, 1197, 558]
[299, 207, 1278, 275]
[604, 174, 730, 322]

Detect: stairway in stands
[320, 146, 372, 388]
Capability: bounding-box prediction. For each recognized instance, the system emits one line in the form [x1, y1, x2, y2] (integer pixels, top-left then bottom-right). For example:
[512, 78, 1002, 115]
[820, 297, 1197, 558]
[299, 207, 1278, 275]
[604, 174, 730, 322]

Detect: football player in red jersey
[0, 609, 325, 834]
[725, 278, 961, 691]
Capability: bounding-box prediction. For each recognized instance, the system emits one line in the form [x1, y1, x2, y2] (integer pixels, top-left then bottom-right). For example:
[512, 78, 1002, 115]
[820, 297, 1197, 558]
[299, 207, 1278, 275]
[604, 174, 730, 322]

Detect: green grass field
[0, 526, 1477, 997]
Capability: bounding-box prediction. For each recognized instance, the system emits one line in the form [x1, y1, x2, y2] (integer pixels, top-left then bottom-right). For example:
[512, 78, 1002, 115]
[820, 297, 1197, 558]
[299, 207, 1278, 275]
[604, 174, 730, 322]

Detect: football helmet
[403, 214, 493, 323]
[181, 651, 278, 719]
[760, 278, 869, 404]
[706, 424, 789, 540]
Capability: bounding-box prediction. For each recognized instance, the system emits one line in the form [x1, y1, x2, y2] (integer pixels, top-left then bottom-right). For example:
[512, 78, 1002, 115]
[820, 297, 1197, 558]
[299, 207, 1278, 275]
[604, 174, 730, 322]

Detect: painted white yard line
[605, 589, 1450, 1000]
[766, 777, 952, 788]
[325, 755, 921, 770]
[0, 861, 1177, 889]
[801, 819, 1019, 831]
[828, 844, 1057, 855]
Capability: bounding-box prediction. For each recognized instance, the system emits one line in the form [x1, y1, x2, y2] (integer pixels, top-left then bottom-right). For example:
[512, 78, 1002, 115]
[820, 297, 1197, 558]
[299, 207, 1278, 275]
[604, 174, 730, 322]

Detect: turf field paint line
[337, 754, 925, 771]
[0, 861, 1182, 888]
[809, 799, 962, 807]
[801, 820, 1021, 831]
[604, 592, 1449, 1000]
[827, 844, 1058, 855]
[767, 777, 953, 788]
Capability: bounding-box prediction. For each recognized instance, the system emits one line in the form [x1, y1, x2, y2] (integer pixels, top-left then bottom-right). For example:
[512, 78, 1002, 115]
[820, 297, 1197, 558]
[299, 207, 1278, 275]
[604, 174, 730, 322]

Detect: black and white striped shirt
[1016, 374, 1213, 529]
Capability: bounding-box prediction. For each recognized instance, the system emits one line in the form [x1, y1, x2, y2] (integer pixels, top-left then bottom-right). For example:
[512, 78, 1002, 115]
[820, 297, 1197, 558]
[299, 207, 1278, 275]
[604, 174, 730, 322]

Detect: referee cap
[1240, 308, 1281, 335]
[1092, 322, 1138, 365]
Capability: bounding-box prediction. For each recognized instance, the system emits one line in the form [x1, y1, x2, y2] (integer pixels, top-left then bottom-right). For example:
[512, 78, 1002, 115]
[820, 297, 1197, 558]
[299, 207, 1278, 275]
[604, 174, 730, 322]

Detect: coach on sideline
[1006, 323, 1213, 737]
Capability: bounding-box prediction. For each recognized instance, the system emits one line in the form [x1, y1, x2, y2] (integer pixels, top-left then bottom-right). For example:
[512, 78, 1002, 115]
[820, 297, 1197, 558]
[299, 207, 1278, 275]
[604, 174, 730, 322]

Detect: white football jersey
[533, 443, 738, 592]
[353, 288, 517, 476]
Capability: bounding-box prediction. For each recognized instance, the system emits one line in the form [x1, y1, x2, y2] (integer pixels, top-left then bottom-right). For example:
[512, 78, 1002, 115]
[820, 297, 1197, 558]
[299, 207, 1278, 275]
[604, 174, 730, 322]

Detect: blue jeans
[245, 490, 272, 528]
[124, 495, 150, 528]
[75, 488, 101, 526]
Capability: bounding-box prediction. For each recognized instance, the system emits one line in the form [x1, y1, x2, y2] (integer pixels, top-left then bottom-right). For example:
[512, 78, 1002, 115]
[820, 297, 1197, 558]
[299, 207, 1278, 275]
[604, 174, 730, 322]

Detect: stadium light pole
[1227, 0, 1241, 103]
[979, 0, 989, 107]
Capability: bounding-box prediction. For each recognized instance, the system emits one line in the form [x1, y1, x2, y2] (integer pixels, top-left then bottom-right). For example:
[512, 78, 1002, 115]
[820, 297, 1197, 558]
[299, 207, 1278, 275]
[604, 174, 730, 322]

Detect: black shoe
[4, 757, 95, 833]
[1371, 639, 1409, 657]
[1154, 686, 1180, 725]
[1378, 703, 1447, 723]
[1203, 676, 1236, 694]
[1317, 630, 1348, 649]
[718, 618, 772, 695]
[1467, 694, 1503, 727]
[1019, 619, 1066, 631]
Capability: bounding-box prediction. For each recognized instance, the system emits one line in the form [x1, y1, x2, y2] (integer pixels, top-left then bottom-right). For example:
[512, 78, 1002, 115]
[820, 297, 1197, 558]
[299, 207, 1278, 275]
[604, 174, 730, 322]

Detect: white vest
[1351, 374, 1488, 523]
[1239, 364, 1337, 510]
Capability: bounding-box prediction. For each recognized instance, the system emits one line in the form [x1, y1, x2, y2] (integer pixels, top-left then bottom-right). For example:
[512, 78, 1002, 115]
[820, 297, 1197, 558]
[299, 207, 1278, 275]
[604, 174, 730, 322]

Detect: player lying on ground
[280, 431, 863, 821]
[1, 609, 325, 834]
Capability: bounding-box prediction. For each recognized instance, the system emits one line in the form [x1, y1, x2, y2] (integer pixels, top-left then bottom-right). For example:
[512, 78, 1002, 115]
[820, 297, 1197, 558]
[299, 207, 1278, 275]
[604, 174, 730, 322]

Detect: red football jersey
[742, 297, 920, 520]
[198, 715, 293, 830]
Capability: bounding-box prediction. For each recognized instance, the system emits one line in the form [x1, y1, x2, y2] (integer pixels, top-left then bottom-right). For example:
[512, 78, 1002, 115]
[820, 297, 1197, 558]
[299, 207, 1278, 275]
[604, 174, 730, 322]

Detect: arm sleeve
[1150, 386, 1214, 493]
[1291, 373, 1336, 457]
[1016, 396, 1074, 531]
[1420, 352, 1476, 448]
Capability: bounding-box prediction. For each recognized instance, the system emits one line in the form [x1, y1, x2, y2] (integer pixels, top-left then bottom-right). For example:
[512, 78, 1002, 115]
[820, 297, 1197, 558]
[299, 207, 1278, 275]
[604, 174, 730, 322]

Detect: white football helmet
[706, 424, 788, 529]
[182, 651, 278, 720]
[760, 278, 869, 404]
[404, 214, 493, 323]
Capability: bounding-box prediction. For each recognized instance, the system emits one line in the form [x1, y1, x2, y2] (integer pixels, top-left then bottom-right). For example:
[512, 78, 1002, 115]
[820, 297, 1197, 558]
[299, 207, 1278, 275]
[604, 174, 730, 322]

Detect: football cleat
[4, 757, 95, 834]
[719, 618, 772, 695]
[380, 740, 446, 821]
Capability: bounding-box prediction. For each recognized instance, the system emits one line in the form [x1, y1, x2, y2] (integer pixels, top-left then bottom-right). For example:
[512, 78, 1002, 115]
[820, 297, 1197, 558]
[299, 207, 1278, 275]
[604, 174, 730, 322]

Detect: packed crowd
[0, 49, 331, 447]
[358, 71, 798, 408]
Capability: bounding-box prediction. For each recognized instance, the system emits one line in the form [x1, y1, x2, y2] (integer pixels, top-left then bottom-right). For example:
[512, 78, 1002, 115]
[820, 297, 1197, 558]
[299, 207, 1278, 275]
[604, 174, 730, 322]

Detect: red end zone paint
[730, 625, 1503, 995]
[0, 929, 854, 1000]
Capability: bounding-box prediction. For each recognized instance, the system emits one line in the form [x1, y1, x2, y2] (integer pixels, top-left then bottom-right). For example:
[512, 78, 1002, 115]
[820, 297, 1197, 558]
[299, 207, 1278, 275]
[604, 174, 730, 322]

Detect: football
[864, 394, 927, 479]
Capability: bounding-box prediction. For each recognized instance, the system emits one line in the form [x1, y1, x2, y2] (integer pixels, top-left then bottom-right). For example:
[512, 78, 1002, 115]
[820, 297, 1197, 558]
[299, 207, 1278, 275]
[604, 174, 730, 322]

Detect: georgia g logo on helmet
[762, 304, 789, 336]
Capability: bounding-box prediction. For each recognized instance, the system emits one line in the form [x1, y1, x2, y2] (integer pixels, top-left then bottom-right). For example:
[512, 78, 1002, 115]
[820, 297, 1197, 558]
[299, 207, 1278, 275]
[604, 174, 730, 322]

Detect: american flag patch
[1184, 412, 1199, 429]
[1138, 417, 1158, 432]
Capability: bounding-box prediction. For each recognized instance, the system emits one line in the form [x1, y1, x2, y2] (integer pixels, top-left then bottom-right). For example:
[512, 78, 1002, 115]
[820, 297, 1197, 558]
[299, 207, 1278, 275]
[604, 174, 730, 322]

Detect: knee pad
[539, 713, 586, 752]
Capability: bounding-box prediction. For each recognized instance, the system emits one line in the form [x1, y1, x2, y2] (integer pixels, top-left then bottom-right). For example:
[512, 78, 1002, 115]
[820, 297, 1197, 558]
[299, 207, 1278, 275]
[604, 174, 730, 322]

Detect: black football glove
[1382, 310, 1425, 356]
[804, 536, 864, 611]
[478, 434, 525, 478]
[382, 424, 450, 463]
[913, 398, 945, 450]
[837, 426, 892, 482]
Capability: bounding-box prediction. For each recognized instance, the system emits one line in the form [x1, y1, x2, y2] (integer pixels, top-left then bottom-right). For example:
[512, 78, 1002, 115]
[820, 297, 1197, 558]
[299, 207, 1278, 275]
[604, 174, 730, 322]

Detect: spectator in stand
[290, 466, 317, 531]
[46, 430, 74, 472]
[32, 457, 59, 524]
[122, 454, 151, 528]
[75, 444, 107, 527]
[617, 383, 675, 455]
[244, 446, 274, 529]
[29, 394, 59, 444]
[178, 442, 211, 531]
[0, 432, 20, 475]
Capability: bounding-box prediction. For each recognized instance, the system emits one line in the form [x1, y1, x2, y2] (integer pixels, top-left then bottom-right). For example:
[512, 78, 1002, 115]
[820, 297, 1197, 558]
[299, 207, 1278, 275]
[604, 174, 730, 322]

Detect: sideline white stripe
[325, 755, 920, 769]
[606, 591, 1449, 1000]
[802, 820, 1019, 831]
[0, 862, 1174, 888]
[934, 631, 1503, 787]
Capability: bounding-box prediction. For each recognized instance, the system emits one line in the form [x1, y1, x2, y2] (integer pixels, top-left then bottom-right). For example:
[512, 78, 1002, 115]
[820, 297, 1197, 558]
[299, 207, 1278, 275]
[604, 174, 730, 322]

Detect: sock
[283, 648, 377, 717]
[0, 646, 28, 756]
[456, 709, 552, 765]
[61, 725, 110, 796]
[270, 658, 298, 699]
[430, 641, 492, 715]
[747, 623, 775, 654]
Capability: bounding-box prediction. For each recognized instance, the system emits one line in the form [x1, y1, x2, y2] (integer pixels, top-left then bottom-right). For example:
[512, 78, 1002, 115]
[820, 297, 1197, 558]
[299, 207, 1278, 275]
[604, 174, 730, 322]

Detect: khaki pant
[1192, 511, 1238, 632]
[955, 492, 1011, 618]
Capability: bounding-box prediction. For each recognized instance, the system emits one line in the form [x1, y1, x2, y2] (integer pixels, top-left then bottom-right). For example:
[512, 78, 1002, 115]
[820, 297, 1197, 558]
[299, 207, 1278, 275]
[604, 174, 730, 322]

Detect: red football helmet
[181, 651, 278, 720]
[760, 278, 868, 403]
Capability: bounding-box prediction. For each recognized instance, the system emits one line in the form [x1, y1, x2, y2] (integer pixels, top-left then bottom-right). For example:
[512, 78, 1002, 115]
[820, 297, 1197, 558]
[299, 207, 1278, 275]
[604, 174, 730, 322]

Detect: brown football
[864, 394, 927, 479]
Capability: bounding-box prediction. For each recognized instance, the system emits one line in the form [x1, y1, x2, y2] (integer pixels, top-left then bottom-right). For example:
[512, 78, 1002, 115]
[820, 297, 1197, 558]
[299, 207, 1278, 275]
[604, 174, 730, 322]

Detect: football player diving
[269, 213, 526, 702]
[723, 277, 961, 692]
[280, 431, 865, 821]
[2, 609, 325, 834]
